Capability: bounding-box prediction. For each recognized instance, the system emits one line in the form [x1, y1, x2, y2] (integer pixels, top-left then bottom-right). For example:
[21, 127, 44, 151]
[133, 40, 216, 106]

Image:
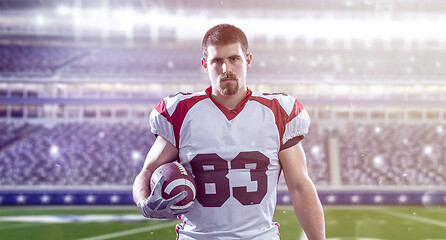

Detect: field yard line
[384, 211, 446, 228]
[76, 221, 177, 240]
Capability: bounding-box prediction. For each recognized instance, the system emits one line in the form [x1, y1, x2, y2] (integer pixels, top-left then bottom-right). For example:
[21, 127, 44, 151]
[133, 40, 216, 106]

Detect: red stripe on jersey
[176, 222, 186, 240]
[170, 94, 208, 147]
[250, 96, 305, 147]
[154, 99, 173, 124]
[287, 99, 305, 123]
[274, 222, 281, 237]
[205, 86, 253, 121]
[249, 96, 288, 146]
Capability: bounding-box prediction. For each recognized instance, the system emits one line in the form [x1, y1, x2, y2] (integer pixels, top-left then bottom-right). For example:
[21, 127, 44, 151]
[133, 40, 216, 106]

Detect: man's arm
[133, 135, 178, 205]
[279, 142, 326, 240]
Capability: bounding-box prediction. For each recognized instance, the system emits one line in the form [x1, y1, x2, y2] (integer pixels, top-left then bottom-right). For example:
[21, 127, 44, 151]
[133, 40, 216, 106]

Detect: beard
[218, 73, 239, 96]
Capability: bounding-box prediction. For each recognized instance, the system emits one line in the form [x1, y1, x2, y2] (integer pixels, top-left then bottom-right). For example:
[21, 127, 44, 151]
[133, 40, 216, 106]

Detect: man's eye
[212, 59, 221, 64]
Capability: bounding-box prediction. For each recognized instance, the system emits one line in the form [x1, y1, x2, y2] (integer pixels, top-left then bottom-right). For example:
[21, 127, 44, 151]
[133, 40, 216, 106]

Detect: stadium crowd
[1, 121, 444, 187]
[339, 122, 446, 186]
[0, 122, 154, 186]
[0, 44, 87, 76]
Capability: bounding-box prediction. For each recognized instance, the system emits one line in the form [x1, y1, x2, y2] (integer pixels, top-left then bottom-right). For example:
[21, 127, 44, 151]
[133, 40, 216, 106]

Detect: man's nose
[222, 61, 232, 73]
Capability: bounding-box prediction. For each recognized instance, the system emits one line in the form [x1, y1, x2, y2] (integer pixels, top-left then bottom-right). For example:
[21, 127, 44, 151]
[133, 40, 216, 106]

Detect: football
[150, 161, 196, 207]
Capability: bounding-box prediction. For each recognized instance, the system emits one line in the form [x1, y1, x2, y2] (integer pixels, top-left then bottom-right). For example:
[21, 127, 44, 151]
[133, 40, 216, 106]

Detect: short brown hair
[202, 24, 249, 59]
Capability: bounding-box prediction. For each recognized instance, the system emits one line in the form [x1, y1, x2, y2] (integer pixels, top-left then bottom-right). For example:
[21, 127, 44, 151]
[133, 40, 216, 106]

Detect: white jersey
[150, 86, 310, 240]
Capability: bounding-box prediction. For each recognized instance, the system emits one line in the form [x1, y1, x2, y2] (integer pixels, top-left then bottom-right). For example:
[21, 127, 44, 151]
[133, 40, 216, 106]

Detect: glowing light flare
[64, 195, 73, 204]
[327, 195, 337, 203]
[398, 195, 408, 203]
[423, 145, 433, 155]
[311, 146, 320, 155]
[40, 195, 51, 204]
[110, 195, 120, 203]
[215, 17, 446, 41]
[351, 195, 360, 203]
[333, 85, 350, 95]
[373, 155, 384, 168]
[35, 15, 45, 26]
[370, 85, 385, 96]
[98, 131, 105, 138]
[131, 150, 142, 161]
[86, 195, 96, 203]
[374, 126, 382, 134]
[436, 125, 444, 134]
[53, 7, 446, 41]
[56, 6, 71, 15]
[374, 195, 383, 203]
[73, 8, 82, 27]
[112, 9, 135, 25]
[145, 11, 177, 26]
[49, 145, 60, 157]
[402, 138, 409, 145]
[421, 195, 431, 204]
[60, 5, 146, 33]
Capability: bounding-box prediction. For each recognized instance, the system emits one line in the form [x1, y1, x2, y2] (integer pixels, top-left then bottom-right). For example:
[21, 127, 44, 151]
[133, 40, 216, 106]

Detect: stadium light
[73, 7, 82, 27]
[35, 15, 45, 26]
[45, 5, 446, 41]
[370, 85, 385, 96]
[112, 10, 136, 25]
[110, 195, 120, 204]
[374, 195, 383, 203]
[16, 195, 26, 204]
[40, 195, 51, 204]
[64, 195, 73, 204]
[56, 6, 71, 15]
[421, 195, 431, 205]
[398, 195, 408, 203]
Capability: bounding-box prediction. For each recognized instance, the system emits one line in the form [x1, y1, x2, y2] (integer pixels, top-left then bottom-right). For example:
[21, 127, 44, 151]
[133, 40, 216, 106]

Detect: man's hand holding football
[137, 176, 194, 219]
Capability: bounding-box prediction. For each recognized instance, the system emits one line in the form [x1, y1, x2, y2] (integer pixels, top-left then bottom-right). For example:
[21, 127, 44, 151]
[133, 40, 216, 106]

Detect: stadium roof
[1, 0, 446, 12]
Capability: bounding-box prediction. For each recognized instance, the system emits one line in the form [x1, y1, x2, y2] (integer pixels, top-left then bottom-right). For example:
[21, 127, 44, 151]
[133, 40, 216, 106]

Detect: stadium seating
[339, 122, 446, 186]
[0, 122, 155, 186]
[301, 123, 330, 185]
[65, 46, 446, 80]
[0, 121, 29, 148]
[251, 47, 446, 79]
[2, 121, 444, 187]
[0, 122, 330, 186]
[66, 48, 201, 76]
[0, 44, 88, 76]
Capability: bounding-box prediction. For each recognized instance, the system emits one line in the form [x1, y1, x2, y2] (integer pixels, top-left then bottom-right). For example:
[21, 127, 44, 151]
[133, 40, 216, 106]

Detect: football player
[133, 24, 326, 240]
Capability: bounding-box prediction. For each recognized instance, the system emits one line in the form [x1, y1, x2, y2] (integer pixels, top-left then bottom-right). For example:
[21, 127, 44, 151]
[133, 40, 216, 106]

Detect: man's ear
[201, 58, 208, 73]
[246, 53, 252, 70]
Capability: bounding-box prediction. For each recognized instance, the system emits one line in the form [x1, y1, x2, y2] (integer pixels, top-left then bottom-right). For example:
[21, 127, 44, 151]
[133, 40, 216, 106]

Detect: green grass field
[0, 205, 445, 240]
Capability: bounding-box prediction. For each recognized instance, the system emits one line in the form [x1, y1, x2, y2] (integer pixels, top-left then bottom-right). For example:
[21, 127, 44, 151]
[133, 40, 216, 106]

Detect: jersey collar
[205, 86, 253, 121]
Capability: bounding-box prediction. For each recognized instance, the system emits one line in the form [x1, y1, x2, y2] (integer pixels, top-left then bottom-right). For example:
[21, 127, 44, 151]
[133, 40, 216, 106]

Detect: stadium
[0, 0, 445, 239]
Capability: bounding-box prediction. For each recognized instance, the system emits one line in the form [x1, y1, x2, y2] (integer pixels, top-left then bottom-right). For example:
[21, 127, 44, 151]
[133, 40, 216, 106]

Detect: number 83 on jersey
[189, 151, 271, 207]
